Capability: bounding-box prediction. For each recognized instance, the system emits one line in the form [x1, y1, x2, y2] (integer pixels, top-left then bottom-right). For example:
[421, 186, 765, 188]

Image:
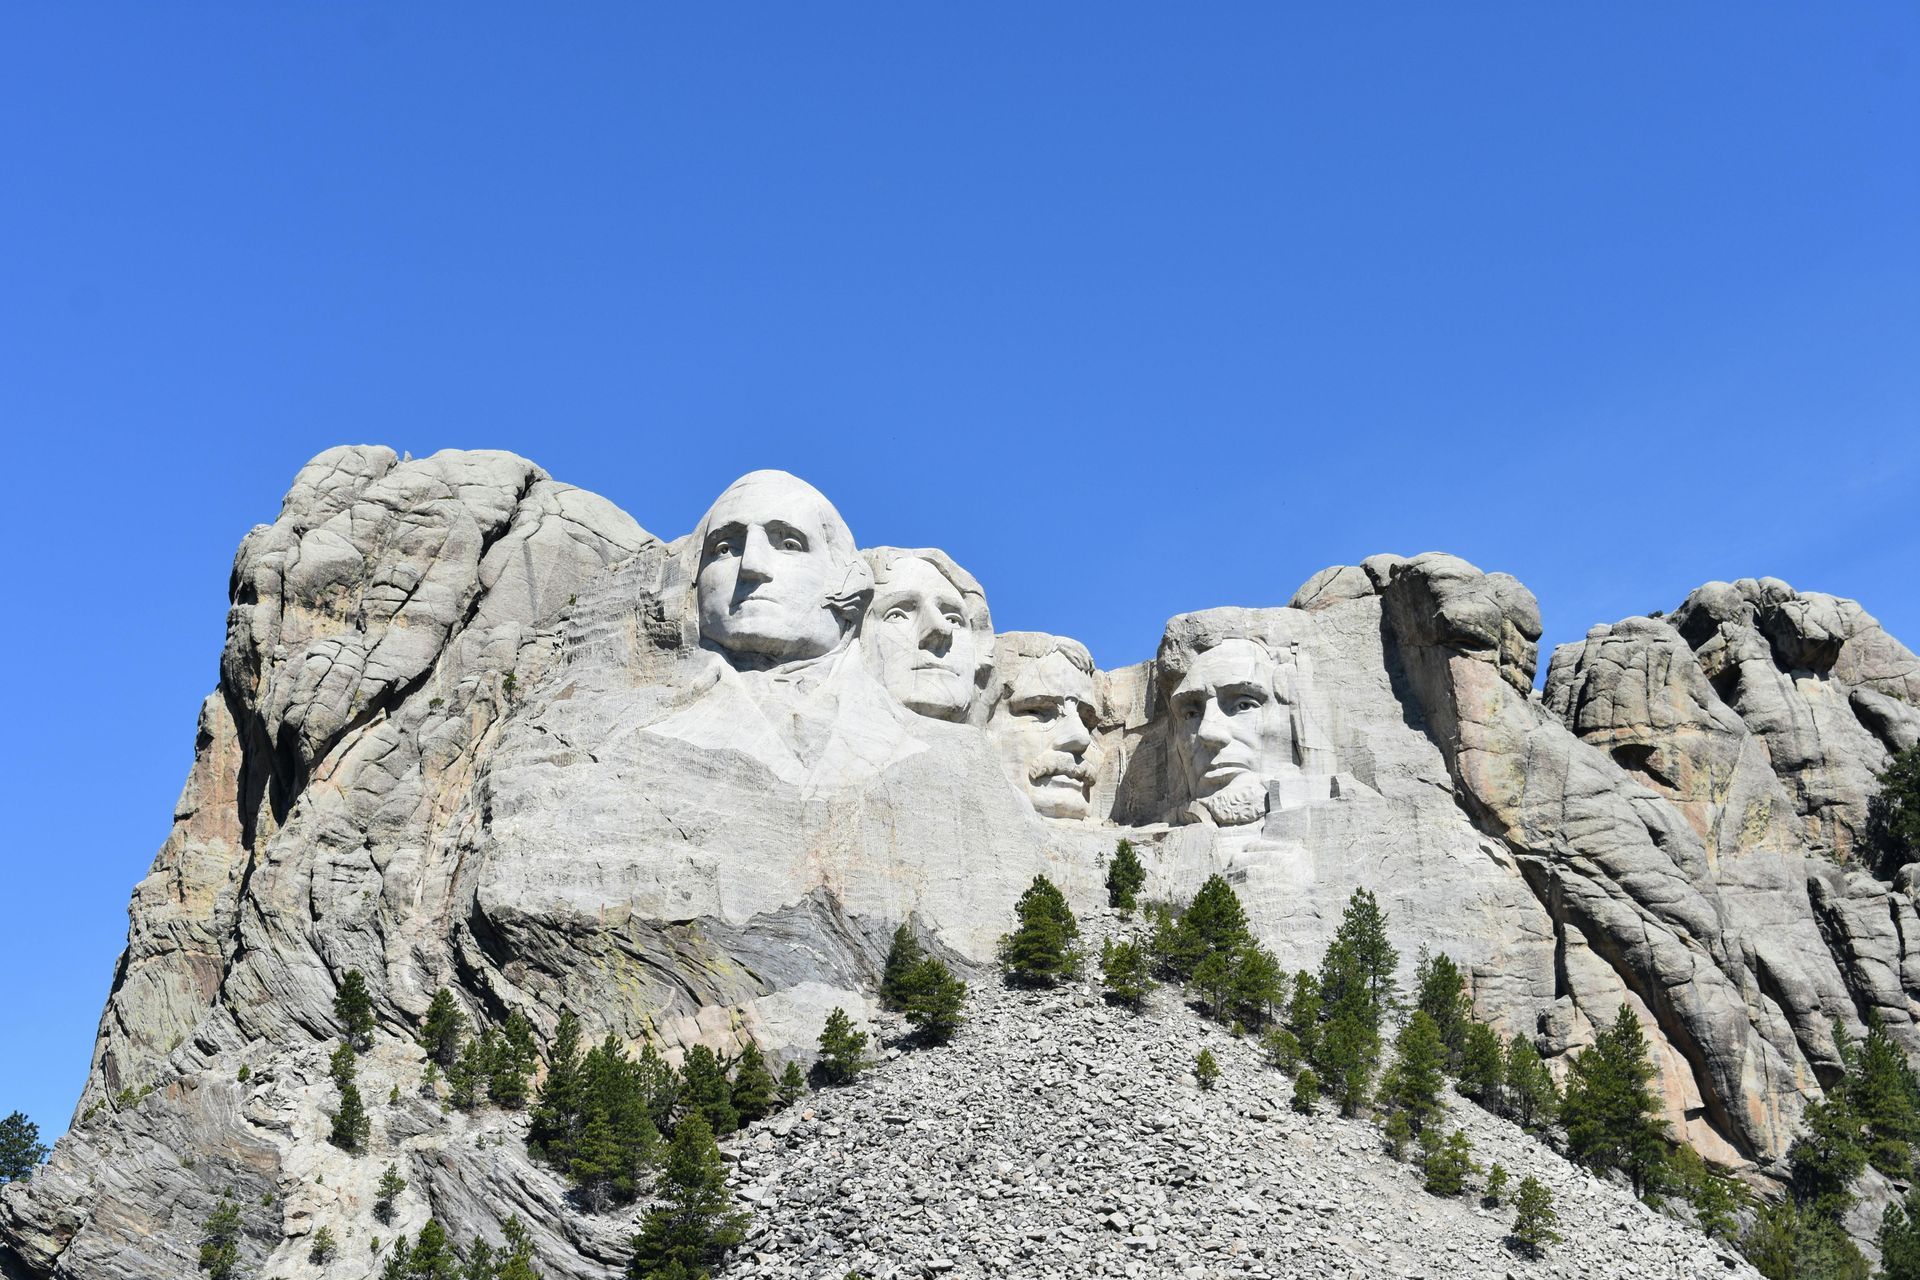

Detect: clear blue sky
[2, 6, 1915, 1143]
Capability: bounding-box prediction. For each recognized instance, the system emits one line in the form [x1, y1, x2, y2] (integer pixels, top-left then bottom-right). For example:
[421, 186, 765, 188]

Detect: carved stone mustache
[1028, 752, 1094, 786]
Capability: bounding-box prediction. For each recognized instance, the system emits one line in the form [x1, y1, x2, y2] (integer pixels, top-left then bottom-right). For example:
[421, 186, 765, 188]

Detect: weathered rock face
[4, 449, 1916, 1279]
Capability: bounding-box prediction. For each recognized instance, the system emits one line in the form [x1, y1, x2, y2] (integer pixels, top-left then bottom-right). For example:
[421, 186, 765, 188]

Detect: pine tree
[1561, 1004, 1668, 1195]
[1669, 1145, 1742, 1241]
[1869, 743, 1920, 877]
[410, 1218, 460, 1280]
[198, 1197, 242, 1280]
[1845, 1015, 1920, 1176]
[1285, 971, 1322, 1063]
[1099, 936, 1154, 1009]
[777, 1061, 807, 1108]
[309, 1224, 338, 1264]
[380, 1235, 412, 1280]
[1317, 888, 1398, 1028]
[330, 1041, 359, 1091]
[626, 1111, 749, 1280]
[1000, 875, 1080, 984]
[900, 958, 967, 1044]
[1504, 1034, 1559, 1131]
[879, 924, 926, 1011]
[1194, 1048, 1220, 1089]
[335, 970, 377, 1050]
[530, 1010, 585, 1165]
[420, 989, 467, 1068]
[1226, 944, 1285, 1029]
[496, 1216, 541, 1280]
[1456, 1021, 1506, 1111]
[1382, 1010, 1446, 1134]
[1483, 1163, 1509, 1207]
[375, 1162, 407, 1224]
[1260, 1026, 1302, 1072]
[635, 1042, 681, 1137]
[1383, 1109, 1411, 1161]
[1788, 1090, 1867, 1219]
[1106, 839, 1146, 912]
[1418, 1125, 1478, 1196]
[489, 1012, 538, 1110]
[730, 1042, 777, 1124]
[571, 1109, 626, 1215]
[1510, 1176, 1560, 1258]
[1313, 1005, 1379, 1117]
[462, 1238, 496, 1280]
[817, 1008, 869, 1085]
[1193, 949, 1233, 1021]
[1883, 1186, 1920, 1280]
[331, 1080, 371, 1152]
[448, 1035, 487, 1111]
[680, 1045, 739, 1137]
[1413, 949, 1470, 1067]
[0, 1111, 48, 1183]
[1291, 1068, 1319, 1114]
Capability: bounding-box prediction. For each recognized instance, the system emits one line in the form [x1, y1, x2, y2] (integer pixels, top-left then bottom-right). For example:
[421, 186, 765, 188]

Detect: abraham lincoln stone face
[694, 470, 861, 664]
[1168, 637, 1293, 826]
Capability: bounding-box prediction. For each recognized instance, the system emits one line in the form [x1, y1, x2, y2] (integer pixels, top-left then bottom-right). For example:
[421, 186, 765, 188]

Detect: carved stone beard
[1195, 773, 1268, 827]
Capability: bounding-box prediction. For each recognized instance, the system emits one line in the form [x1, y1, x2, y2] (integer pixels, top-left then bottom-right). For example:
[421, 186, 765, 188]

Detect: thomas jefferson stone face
[695, 471, 858, 663]
[867, 556, 982, 721]
[991, 649, 1098, 819]
[1168, 638, 1291, 826]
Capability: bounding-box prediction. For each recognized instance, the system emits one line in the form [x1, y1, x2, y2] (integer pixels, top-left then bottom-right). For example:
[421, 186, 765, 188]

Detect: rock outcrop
[4, 449, 1916, 1279]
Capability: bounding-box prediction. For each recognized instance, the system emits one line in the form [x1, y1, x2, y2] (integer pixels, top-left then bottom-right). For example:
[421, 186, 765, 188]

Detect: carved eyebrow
[764, 519, 810, 549]
[1218, 681, 1269, 700]
[703, 521, 747, 554]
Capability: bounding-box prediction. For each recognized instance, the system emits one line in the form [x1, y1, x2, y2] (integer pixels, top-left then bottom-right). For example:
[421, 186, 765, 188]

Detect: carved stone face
[990, 650, 1098, 819]
[1168, 638, 1291, 826]
[695, 471, 856, 663]
[867, 556, 981, 721]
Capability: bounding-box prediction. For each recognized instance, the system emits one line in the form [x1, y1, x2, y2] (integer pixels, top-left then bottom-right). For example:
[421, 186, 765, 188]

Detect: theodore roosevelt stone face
[1168, 637, 1292, 826]
[865, 553, 987, 721]
[990, 643, 1099, 819]
[695, 471, 859, 663]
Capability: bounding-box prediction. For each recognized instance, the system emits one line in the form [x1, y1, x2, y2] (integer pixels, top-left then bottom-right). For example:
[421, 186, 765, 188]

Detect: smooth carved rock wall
[6, 450, 1919, 1280]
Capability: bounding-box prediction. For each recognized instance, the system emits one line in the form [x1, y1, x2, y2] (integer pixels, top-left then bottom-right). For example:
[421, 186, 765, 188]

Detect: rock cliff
[3, 447, 1914, 1279]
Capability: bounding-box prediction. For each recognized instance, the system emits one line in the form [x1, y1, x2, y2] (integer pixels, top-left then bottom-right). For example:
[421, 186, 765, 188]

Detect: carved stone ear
[826, 557, 875, 626]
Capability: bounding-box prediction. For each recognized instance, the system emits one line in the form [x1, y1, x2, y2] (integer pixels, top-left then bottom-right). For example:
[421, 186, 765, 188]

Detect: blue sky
[2, 6, 1915, 1142]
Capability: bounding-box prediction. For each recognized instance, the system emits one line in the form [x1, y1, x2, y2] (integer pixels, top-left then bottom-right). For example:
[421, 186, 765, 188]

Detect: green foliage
[1106, 839, 1146, 912]
[237, 1064, 251, 1083]
[0, 1110, 48, 1183]
[1383, 1109, 1411, 1162]
[817, 1008, 869, 1086]
[1099, 936, 1155, 1009]
[1260, 1026, 1302, 1073]
[1510, 1176, 1560, 1258]
[1456, 1021, 1505, 1111]
[1000, 876, 1080, 984]
[527, 1028, 665, 1212]
[1503, 1034, 1559, 1131]
[1312, 1005, 1379, 1117]
[375, 1162, 407, 1224]
[420, 989, 467, 1068]
[626, 1111, 750, 1280]
[1413, 948, 1471, 1067]
[1284, 971, 1322, 1063]
[408, 1218, 460, 1280]
[1743, 1200, 1869, 1280]
[1382, 1010, 1447, 1135]
[777, 1061, 807, 1108]
[448, 1035, 488, 1111]
[1788, 1091, 1867, 1219]
[1561, 1004, 1668, 1195]
[878, 925, 925, 1011]
[1869, 743, 1920, 877]
[1291, 1068, 1319, 1114]
[681, 1046, 739, 1137]
[335, 970, 377, 1050]
[1194, 1048, 1219, 1089]
[489, 1012, 539, 1109]
[198, 1197, 242, 1280]
[1483, 1163, 1508, 1207]
[1316, 888, 1398, 1032]
[1418, 1125, 1478, 1197]
[1842, 1015, 1920, 1176]
[331, 1081, 371, 1153]
[899, 957, 967, 1044]
[1668, 1145, 1743, 1241]
[330, 1041, 358, 1091]
[310, 1225, 339, 1264]
[1882, 1186, 1920, 1280]
[528, 1012, 584, 1161]
[730, 1042, 777, 1124]
[1151, 875, 1253, 982]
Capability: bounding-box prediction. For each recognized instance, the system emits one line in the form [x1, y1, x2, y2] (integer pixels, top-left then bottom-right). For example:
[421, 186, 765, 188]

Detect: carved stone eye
[780, 537, 804, 552]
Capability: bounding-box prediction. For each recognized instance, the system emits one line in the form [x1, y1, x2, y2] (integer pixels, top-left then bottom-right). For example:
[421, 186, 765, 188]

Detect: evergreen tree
[626, 1111, 749, 1280]
[1260, 1026, 1302, 1072]
[409, 1219, 460, 1280]
[1418, 1126, 1478, 1196]
[635, 1042, 682, 1137]
[375, 1162, 407, 1224]
[816, 1008, 869, 1085]
[330, 1041, 359, 1092]
[900, 958, 967, 1044]
[730, 1042, 777, 1124]
[496, 1216, 541, 1280]
[1000, 875, 1080, 984]
[878, 924, 925, 1011]
[1383, 1109, 1411, 1161]
[1456, 1021, 1506, 1111]
[420, 989, 467, 1068]
[448, 1036, 487, 1111]
[1382, 1010, 1447, 1134]
[1882, 1186, 1920, 1280]
[1844, 1015, 1920, 1175]
[1192, 948, 1233, 1021]
[0, 1111, 48, 1183]
[529, 1011, 585, 1164]
[462, 1239, 496, 1280]
[1106, 839, 1146, 912]
[1744, 1201, 1870, 1280]
[335, 970, 377, 1050]
[1669, 1145, 1742, 1241]
[777, 1061, 807, 1108]
[332, 1080, 371, 1153]
[1504, 1034, 1559, 1131]
[1413, 949, 1471, 1066]
[1483, 1163, 1508, 1207]
[1510, 1176, 1560, 1258]
[1098, 936, 1154, 1009]
[1226, 944, 1285, 1029]
[1313, 1005, 1379, 1117]
[1285, 971, 1322, 1064]
[1194, 1048, 1220, 1089]
[680, 1045, 739, 1137]
[198, 1197, 242, 1280]
[1868, 743, 1920, 877]
[1787, 1091, 1867, 1219]
[309, 1225, 338, 1264]
[1561, 1004, 1668, 1195]
[1291, 1068, 1319, 1114]
[381, 1236, 412, 1280]
[489, 1012, 538, 1110]
[1317, 888, 1398, 1028]
[571, 1109, 627, 1214]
